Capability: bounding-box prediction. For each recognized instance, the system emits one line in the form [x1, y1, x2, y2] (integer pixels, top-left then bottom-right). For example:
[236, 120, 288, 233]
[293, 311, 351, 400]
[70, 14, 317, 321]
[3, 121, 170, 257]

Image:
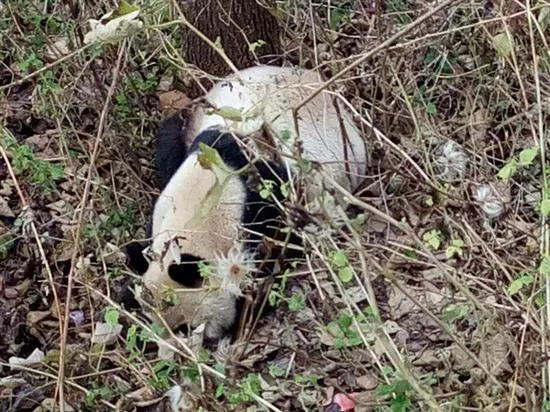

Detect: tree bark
[181, 0, 282, 96]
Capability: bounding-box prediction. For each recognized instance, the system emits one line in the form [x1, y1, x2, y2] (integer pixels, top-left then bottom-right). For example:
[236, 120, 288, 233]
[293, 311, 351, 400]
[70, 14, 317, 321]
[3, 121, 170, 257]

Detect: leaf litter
[0, 0, 548, 410]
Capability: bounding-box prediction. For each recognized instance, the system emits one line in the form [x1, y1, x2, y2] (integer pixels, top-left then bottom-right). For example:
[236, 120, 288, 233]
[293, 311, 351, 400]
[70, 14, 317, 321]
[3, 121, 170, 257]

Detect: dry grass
[0, 0, 549, 411]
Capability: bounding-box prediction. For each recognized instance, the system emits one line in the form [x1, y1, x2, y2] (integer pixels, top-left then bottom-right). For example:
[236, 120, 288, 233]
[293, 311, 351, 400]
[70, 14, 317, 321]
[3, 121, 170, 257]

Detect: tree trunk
[181, 0, 282, 97]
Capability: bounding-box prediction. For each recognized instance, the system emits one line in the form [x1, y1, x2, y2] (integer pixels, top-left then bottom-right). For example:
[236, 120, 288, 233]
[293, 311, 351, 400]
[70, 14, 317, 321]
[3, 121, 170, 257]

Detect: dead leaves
[158, 90, 192, 117]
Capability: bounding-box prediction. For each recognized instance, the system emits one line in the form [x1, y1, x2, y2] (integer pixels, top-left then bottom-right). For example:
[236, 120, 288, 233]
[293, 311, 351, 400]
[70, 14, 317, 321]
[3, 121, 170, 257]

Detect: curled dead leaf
[0, 196, 14, 217]
[158, 90, 192, 116]
[9, 348, 45, 370]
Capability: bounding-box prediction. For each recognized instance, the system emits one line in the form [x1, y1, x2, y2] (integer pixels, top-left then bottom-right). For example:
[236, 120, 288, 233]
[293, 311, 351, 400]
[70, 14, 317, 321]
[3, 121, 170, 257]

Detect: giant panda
[126, 65, 366, 340]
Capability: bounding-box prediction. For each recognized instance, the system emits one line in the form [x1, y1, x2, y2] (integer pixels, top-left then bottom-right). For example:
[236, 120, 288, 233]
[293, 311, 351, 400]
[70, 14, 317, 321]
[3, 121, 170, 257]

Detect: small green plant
[326, 313, 365, 348]
[423, 47, 457, 75]
[425, 196, 434, 207]
[329, 3, 353, 30]
[259, 179, 276, 199]
[498, 145, 539, 180]
[280, 181, 290, 198]
[330, 250, 354, 283]
[377, 369, 436, 412]
[85, 382, 116, 408]
[150, 359, 177, 391]
[441, 303, 471, 325]
[279, 129, 292, 142]
[104, 308, 119, 327]
[182, 362, 202, 385]
[125, 68, 159, 93]
[228, 373, 262, 405]
[288, 292, 306, 312]
[349, 213, 366, 231]
[402, 248, 418, 260]
[377, 378, 412, 412]
[126, 324, 170, 360]
[125, 324, 140, 358]
[425, 102, 437, 116]
[0, 234, 16, 261]
[138, 324, 165, 343]
[198, 260, 213, 280]
[507, 271, 535, 296]
[423, 229, 442, 250]
[19, 52, 44, 72]
[445, 239, 464, 259]
[539, 256, 550, 277]
[102, 202, 136, 237]
[269, 268, 290, 306]
[294, 373, 320, 387]
[215, 383, 226, 399]
[114, 94, 133, 120]
[268, 362, 286, 378]
[2, 134, 64, 193]
[161, 285, 178, 306]
[37, 70, 61, 95]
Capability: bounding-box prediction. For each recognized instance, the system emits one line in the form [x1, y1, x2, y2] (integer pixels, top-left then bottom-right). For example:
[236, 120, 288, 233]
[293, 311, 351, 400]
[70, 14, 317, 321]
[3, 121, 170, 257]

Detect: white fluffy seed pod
[473, 184, 505, 218]
[213, 245, 257, 297]
[434, 141, 469, 182]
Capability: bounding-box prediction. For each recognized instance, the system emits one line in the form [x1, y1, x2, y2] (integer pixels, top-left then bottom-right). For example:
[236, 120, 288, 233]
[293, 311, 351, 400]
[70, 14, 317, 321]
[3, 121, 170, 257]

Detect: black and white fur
[126, 65, 366, 340]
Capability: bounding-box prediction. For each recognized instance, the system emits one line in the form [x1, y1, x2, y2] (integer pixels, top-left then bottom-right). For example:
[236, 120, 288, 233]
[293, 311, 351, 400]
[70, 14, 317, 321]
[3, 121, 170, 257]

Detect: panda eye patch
[167, 254, 204, 288]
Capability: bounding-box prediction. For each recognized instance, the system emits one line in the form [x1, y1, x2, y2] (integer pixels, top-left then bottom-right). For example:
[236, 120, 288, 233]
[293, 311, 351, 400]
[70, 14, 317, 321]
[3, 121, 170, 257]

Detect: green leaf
[329, 5, 351, 30]
[280, 182, 290, 198]
[198, 143, 227, 172]
[492, 32, 514, 58]
[125, 324, 138, 353]
[442, 303, 470, 323]
[338, 266, 354, 283]
[214, 106, 244, 122]
[426, 102, 437, 115]
[104, 308, 119, 327]
[445, 246, 461, 259]
[519, 146, 538, 166]
[215, 383, 225, 399]
[423, 229, 441, 250]
[497, 159, 517, 180]
[540, 199, 550, 216]
[268, 363, 285, 378]
[331, 250, 348, 268]
[539, 6, 550, 31]
[114, 0, 139, 17]
[258, 179, 275, 200]
[350, 213, 366, 231]
[445, 238, 464, 259]
[288, 293, 306, 311]
[338, 314, 353, 330]
[425, 196, 434, 207]
[196, 143, 237, 220]
[280, 129, 292, 142]
[507, 273, 534, 295]
[539, 256, 550, 276]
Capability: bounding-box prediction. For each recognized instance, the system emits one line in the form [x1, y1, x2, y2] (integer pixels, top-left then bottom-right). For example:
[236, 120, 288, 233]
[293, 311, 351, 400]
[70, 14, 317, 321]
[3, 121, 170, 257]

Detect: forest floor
[1, 0, 549, 411]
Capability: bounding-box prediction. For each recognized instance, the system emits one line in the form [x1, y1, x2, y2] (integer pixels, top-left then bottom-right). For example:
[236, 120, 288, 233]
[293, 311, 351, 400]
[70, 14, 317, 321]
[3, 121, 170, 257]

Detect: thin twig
[0, 45, 92, 92]
[292, 0, 464, 114]
[0, 140, 64, 402]
[57, 43, 127, 412]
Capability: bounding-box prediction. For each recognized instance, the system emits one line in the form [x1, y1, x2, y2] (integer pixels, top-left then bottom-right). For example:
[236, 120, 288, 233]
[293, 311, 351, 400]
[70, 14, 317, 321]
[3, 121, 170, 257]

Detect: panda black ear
[156, 112, 189, 189]
[167, 254, 204, 288]
[124, 241, 150, 275]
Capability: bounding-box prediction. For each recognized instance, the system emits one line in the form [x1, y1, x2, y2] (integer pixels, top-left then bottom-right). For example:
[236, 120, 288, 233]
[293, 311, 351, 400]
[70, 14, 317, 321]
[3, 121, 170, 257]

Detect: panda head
[126, 128, 290, 340]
